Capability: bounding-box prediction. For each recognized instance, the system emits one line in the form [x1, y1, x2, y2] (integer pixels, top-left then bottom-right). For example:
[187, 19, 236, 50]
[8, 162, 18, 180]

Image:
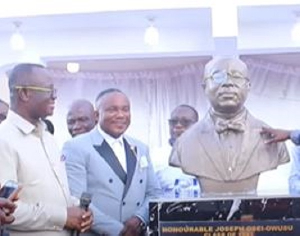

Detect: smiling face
[97, 91, 130, 138]
[203, 58, 250, 114]
[67, 100, 96, 137]
[26, 67, 57, 120]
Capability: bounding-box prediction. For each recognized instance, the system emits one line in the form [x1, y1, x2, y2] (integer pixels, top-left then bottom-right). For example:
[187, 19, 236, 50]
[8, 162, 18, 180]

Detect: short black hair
[95, 88, 124, 108]
[173, 104, 199, 121]
[8, 63, 45, 91]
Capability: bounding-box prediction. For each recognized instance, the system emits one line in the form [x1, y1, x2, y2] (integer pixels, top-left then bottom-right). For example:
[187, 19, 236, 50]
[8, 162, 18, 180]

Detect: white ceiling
[47, 56, 211, 72]
[1, 5, 300, 32]
[1, 3, 300, 71]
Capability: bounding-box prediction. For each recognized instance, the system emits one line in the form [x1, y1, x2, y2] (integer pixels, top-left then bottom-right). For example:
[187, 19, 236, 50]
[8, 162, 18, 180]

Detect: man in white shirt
[153, 105, 200, 198]
[0, 63, 93, 236]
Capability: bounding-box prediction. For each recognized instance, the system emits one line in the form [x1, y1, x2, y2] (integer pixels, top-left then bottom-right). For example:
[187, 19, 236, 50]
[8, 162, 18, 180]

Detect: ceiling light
[67, 62, 80, 73]
[144, 18, 159, 47]
[291, 12, 300, 42]
[211, 1, 238, 37]
[10, 21, 25, 51]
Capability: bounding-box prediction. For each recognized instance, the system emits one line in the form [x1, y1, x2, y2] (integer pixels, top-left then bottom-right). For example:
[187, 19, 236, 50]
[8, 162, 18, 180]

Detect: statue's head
[203, 57, 250, 114]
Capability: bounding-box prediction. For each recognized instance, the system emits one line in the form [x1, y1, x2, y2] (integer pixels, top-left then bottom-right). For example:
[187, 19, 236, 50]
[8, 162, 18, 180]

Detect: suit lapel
[122, 139, 137, 198]
[197, 112, 261, 180]
[196, 115, 227, 179]
[93, 140, 127, 184]
[233, 114, 261, 179]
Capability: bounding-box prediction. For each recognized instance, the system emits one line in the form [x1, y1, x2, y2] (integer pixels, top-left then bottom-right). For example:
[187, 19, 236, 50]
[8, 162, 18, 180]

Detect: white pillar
[211, 1, 238, 56]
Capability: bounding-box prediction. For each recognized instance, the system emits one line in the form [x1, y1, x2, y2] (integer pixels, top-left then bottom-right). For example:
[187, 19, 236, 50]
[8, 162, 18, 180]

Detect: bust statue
[169, 57, 290, 194]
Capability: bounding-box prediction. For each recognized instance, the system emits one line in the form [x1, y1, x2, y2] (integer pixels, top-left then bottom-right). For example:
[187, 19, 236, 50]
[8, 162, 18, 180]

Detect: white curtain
[49, 63, 208, 149]
[46, 58, 300, 194]
[50, 58, 300, 146]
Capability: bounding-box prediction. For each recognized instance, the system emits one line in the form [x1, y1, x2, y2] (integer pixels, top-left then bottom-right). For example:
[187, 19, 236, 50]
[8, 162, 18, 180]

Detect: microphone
[73, 192, 92, 236]
[79, 192, 92, 211]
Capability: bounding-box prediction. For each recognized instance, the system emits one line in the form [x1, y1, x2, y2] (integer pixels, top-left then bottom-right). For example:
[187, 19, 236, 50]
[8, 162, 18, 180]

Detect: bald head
[204, 57, 248, 79]
[203, 57, 250, 115]
[67, 99, 97, 137]
[8, 63, 56, 125]
[8, 64, 45, 97]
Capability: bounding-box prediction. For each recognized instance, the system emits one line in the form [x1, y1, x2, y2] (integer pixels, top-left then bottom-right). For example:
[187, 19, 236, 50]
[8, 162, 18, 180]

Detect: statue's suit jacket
[62, 128, 161, 235]
[169, 111, 290, 194]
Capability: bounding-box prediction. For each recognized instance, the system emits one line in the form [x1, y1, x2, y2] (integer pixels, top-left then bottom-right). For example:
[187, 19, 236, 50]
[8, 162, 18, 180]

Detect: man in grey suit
[63, 88, 161, 235]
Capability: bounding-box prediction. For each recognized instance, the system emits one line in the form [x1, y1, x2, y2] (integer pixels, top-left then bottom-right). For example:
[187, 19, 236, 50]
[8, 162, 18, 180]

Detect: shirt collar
[7, 110, 46, 136]
[97, 125, 124, 147]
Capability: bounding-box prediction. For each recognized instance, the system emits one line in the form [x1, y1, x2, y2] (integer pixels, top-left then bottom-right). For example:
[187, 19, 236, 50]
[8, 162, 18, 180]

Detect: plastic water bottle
[174, 179, 181, 199]
[192, 178, 200, 198]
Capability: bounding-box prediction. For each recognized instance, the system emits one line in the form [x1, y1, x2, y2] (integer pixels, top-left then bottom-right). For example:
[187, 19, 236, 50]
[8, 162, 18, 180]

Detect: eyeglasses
[204, 71, 249, 87]
[14, 86, 57, 98]
[168, 119, 195, 127]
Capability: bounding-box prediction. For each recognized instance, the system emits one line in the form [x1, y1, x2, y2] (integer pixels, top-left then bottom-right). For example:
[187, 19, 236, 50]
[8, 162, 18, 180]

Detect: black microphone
[79, 192, 92, 211]
[73, 192, 92, 236]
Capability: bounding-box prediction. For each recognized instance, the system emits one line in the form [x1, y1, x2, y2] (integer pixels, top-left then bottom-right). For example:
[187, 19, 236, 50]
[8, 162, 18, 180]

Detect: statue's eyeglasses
[204, 71, 249, 87]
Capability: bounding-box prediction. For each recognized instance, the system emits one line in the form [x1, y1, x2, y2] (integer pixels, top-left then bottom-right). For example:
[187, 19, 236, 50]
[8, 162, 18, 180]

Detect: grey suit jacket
[170, 111, 290, 194]
[62, 128, 161, 235]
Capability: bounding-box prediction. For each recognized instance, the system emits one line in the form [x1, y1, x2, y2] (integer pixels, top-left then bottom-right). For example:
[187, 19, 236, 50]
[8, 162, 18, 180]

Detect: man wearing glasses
[169, 57, 290, 194]
[153, 104, 200, 198]
[0, 63, 92, 236]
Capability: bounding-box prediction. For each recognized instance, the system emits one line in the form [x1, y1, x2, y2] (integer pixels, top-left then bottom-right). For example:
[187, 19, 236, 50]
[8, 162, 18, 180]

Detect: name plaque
[149, 196, 300, 236]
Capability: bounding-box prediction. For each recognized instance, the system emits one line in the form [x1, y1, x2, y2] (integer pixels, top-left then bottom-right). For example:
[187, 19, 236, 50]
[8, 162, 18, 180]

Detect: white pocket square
[139, 155, 148, 169]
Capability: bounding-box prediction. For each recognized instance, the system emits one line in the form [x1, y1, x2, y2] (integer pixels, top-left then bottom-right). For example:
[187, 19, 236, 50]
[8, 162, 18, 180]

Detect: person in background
[0, 185, 21, 236]
[169, 57, 289, 194]
[0, 63, 93, 236]
[260, 127, 300, 194]
[63, 88, 161, 235]
[260, 127, 300, 145]
[0, 197, 17, 225]
[153, 104, 200, 198]
[0, 99, 9, 124]
[66, 99, 97, 137]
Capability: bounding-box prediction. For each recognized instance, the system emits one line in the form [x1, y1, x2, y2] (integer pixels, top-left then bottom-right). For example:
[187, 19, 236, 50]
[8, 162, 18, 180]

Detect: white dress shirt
[0, 111, 77, 236]
[98, 127, 127, 172]
[151, 145, 200, 198]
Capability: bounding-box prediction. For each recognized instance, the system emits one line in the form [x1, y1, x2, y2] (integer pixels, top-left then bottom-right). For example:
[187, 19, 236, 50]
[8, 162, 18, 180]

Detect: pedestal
[149, 195, 300, 236]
